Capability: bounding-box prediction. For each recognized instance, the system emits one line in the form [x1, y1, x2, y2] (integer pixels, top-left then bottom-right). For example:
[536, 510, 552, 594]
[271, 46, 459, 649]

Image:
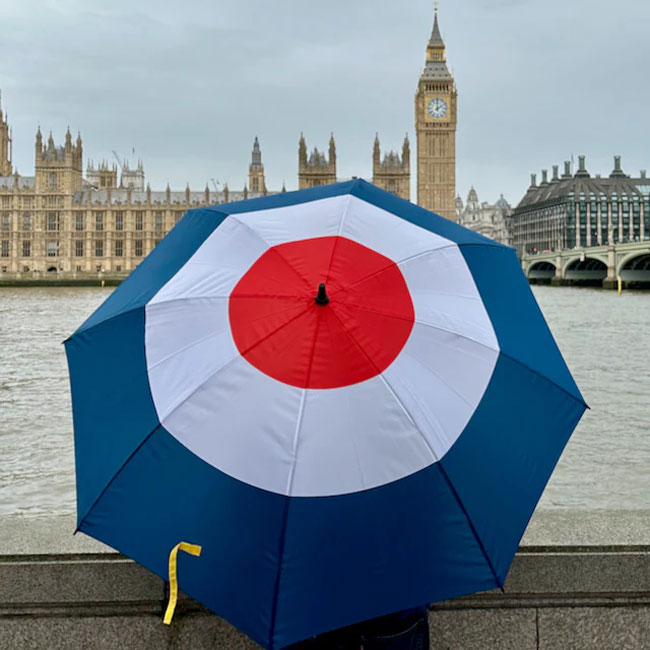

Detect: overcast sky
[1, 0, 648, 205]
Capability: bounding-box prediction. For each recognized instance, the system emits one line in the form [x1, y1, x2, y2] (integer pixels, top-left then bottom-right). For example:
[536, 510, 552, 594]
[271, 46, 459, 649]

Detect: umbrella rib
[285, 389, 307, 496]
[328, 244, 463, 298]
[157, 306, 313, 422]
[350, 300, 584, 407]
[376, 376, 504, 590]
[324, 194, 353, 286]
[76, 424, 163, 533]
[227, 216, 314, 292]
[335, 301, 499, 352]
[146, 301, 307, 372]
[324, 308, 503, 588]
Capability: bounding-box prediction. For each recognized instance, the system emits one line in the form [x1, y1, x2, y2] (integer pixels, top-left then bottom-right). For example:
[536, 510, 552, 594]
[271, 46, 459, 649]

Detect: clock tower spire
[415, 4, 457, 220]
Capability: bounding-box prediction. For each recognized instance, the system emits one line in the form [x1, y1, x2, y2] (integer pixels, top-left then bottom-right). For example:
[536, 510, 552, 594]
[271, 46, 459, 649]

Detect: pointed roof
[429, 8, 444, 47]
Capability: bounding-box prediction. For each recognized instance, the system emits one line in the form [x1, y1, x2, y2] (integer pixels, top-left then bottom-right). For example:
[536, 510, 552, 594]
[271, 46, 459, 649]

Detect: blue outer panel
[73, 207, 227, 335]
[441, 354, 585, 582]
[80, 430, 497, 650]
[272, 465, 496, 648]
[217, 180, 363, 217]
[65, 206, 228, 526]
[442, 243, 586, 581]
[461, 244, 584, 403]
[65, 308, 159, 526]
[80, 430, 287, 649]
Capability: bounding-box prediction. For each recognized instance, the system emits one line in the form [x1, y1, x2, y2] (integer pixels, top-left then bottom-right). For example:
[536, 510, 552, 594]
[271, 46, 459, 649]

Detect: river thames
[1, 285, 649, 516]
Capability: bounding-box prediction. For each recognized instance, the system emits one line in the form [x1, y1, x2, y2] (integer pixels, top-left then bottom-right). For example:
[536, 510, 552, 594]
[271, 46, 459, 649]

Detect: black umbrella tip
[315, 282, 330, 306]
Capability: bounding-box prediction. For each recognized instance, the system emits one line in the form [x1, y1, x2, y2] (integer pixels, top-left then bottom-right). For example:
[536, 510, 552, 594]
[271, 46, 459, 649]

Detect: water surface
[0, 285, 648, 516]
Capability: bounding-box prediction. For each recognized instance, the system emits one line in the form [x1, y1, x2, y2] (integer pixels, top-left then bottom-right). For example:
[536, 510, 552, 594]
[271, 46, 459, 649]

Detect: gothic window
[154, 211, 163, 233]
[95, 240, 104, 257]
[95, 212, 104, 232]
[388, 180, 396, 193]
[46, 240, 59, 257]
[252, 178, 259, 191]
[75, 212, 85, 231]
[114, 240, 123, 257]
[1, 213, 10, 232]
[135, 212, 143, 231]
[22, 213, 31, 231]
[22, 240, 31, 257]
[115, 212, 124, 231]
[49, 173, 57, 189]
[1, 240, 8, 257]
[175, 212, 183, 224]
[75, 240, 84, 257]
[22, 197, 33, 209]
[46, 212, 60, 231]
[135, 239, 143, 257]
[1, 196, 10, 208]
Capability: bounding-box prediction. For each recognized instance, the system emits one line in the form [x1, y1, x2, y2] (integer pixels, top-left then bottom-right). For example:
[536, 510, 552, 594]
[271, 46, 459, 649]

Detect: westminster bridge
[521, 240, 650, 289]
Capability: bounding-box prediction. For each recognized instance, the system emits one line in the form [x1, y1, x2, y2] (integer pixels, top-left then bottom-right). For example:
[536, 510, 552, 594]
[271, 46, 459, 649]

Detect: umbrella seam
[323, 307, 504, 589]
[377, 375, 504, 589]
[285, 390, 308, 495]
[227, 215, 315, 293]
[76, 424, 163, 532]
[328, 245, 463, 299]
[324, 195, 353, 287]
[335, 301, 498, 352]
[332, 244, 480, 300]
[156, 306, 312, 422]
[333, 302, 585, 407]
[268, 497, 291, 650]
[146, 301, 309, 373]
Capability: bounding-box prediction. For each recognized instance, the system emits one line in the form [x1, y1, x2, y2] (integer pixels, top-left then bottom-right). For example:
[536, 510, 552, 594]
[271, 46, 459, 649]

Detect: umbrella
[65, 179, 586, 649]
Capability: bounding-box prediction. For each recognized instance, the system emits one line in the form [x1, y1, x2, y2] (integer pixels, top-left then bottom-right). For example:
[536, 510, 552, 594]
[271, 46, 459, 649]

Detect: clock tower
[415, 6, 457, 220]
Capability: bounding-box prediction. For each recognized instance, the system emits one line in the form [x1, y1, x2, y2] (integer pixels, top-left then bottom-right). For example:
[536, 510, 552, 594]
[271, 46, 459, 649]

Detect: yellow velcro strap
[163, 541, 202, 625]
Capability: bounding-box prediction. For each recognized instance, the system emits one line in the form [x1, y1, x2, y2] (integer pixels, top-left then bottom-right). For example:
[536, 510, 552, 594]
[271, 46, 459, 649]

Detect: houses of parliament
[0, 8, 458, 275]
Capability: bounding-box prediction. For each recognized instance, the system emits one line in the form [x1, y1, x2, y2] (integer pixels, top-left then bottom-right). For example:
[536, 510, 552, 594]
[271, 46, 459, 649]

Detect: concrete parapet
[1, 512, 650, 649]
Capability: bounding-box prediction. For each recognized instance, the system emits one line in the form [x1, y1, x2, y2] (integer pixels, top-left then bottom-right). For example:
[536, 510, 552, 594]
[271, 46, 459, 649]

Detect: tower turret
[373, 134, 410, 200]
[248, 136, 266, 194]
[373, 134, 381, 167]
[35, 128, 83, 193]
[0, 93, 12, 175]
[298, 135, 337, 189]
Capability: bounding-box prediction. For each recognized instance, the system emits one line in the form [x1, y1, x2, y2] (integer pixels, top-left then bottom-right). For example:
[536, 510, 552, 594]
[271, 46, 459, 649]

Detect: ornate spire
[429, 2, 444, 47]
[251, 136, 262, 169]
[329, 132, 336, 165]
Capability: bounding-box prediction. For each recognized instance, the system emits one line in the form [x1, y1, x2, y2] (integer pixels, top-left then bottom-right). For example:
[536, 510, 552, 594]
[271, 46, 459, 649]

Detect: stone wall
[1, 512, 649, 649]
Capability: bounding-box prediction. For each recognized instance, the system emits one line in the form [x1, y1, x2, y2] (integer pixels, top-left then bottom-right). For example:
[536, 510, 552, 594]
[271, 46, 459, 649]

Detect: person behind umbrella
[285, 606, 429, 649]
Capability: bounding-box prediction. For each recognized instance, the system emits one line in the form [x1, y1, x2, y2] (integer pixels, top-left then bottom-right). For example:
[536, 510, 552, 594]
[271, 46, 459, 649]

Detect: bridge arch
[563, 256, 607, 284]
[527, 260, 556, 281]
[617, 252, 650, 286]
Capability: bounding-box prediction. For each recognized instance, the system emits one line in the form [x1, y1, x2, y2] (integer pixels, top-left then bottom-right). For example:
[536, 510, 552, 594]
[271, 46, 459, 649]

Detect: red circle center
[229, 236, 415, 389]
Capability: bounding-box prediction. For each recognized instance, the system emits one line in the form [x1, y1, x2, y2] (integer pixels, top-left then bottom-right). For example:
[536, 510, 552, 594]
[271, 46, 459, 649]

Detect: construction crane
[210, 178, 220, 191]
[112, 151, 124, 171]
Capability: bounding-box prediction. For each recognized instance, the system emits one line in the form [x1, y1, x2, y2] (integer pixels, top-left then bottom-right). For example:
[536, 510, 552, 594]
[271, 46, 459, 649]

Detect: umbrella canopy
[65, 179, 585, 649]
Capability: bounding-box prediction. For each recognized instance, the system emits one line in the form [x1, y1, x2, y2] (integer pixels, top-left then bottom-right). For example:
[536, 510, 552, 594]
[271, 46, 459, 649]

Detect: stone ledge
[2, 512, 650, 649]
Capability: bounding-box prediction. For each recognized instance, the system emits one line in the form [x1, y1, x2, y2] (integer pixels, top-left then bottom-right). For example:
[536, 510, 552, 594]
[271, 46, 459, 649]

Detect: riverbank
[0, 272, 126, 287]
[1, 511, 649, 649]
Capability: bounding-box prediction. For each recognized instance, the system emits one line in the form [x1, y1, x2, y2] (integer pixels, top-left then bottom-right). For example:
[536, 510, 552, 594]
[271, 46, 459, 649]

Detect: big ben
[415, 5, 457, 220]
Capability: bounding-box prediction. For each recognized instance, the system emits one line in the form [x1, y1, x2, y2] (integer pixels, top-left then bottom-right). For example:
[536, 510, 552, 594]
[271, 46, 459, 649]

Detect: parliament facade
[0, 8, 460, 276]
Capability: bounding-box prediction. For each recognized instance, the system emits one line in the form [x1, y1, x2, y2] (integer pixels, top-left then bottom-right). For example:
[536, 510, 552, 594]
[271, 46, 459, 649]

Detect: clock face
[427, 98, 448, 119]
